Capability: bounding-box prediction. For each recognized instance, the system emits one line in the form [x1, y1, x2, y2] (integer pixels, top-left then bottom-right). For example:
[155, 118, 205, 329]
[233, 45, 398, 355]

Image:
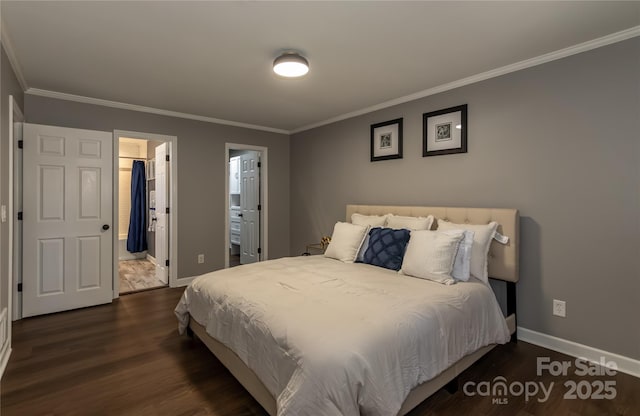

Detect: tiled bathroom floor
[119, 259, 166, 294]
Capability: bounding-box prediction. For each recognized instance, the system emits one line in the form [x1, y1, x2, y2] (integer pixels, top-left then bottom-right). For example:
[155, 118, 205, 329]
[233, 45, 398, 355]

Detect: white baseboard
[518, 326, 640, 379]
[172, 275, 198, 288]
[0, 307, 10, 379]
[0, 346, 12, 379]
[119, 253, 147, 261]
[146, 254, 157, 265]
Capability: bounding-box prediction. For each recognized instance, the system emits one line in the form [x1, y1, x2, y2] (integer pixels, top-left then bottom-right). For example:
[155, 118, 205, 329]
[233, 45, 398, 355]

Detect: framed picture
[423, 104, 467, 157]
[370, 118, 403, 162]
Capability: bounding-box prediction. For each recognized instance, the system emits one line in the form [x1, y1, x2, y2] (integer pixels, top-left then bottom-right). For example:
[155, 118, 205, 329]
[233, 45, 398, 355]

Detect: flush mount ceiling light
[273, 52, 309, 77]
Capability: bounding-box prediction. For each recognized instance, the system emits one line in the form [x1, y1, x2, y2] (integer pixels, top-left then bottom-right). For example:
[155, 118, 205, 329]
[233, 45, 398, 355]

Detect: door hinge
[257, 204, 261, 211]
[257, 248, 262, 254]
[257, 162, 261, 168]
[17, 212, 23, 220]
[17, 283, 22, 292]
[166, 155, 170, 162]
[165, 207, 170, 214]
[165, 259, 170, 267]
[18, 140, 24, 149]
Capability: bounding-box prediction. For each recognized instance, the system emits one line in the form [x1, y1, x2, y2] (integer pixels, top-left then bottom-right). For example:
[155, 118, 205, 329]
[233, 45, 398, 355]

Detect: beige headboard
[346, 205, 519, 283]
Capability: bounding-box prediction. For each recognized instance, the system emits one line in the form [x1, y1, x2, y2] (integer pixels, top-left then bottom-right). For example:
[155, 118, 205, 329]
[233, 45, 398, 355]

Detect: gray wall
[290, 38, 640, 360]
[0, 43, 24, 314]
[26, 95, 290, 279]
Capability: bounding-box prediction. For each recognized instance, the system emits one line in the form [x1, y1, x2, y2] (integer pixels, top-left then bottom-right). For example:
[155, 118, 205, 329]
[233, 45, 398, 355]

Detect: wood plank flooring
[2, 287, 638, 415]
[229, 254, 241, 268]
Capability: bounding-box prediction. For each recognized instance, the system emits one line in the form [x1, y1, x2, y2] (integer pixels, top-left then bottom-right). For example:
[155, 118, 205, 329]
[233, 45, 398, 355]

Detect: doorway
[225, 143, 268, 268]
[114, 131, 177, 296]
[116, 137, 164, 294]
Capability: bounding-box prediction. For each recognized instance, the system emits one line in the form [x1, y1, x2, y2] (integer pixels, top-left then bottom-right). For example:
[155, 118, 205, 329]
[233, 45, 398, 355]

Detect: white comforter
[175, 256, 509, 416]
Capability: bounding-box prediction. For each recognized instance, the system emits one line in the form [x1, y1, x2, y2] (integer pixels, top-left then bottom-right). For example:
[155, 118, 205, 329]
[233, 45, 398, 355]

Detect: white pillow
[351, 214, 387, 262]
[400, 230, 464, 285]
[386, 214, 434, 231]
[441, 229, 474, 281]
[356, 232, 371, 263]
[351, 213, 388, 227]
[436, 220, 498, 284]
[324, 222, 369, 263]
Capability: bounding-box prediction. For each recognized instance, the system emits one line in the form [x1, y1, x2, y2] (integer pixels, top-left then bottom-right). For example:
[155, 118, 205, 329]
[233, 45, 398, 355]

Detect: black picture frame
[423, 104, 467, 157]
[370, 118, 403, 162]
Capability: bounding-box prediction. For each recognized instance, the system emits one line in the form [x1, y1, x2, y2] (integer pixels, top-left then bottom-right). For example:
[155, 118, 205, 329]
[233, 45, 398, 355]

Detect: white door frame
[224, 143, 268, 268]
[113, 130, 179, 296]
[10, 97, 23, 323]
[2, 96, 23, 377]
[8, 95, 24, 321]
[7, 95, 24, 322]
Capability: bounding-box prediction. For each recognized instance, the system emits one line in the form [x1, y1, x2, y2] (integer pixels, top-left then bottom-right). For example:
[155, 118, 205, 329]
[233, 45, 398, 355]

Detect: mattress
[175, 255, 510, 416]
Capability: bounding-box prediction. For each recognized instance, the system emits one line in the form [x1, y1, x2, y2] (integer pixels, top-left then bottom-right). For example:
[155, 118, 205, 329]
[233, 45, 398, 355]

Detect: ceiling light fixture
[273, 52, 309, 77]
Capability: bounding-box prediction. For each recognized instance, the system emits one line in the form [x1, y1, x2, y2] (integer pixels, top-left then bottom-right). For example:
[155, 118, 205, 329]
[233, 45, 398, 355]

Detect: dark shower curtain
[127, 160, 147, 253]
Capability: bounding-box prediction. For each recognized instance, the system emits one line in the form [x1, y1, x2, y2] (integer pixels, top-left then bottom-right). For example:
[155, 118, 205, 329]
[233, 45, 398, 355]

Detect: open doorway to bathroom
[225, 143, 268, 269]
[117, 137, 170, 294]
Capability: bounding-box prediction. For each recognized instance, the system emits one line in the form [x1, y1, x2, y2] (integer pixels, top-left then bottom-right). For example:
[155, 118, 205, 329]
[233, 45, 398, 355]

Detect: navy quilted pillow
[363, 227, 411, 271]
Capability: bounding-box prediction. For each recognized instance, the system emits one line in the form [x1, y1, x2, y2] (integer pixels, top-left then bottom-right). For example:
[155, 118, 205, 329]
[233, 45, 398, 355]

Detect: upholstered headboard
[346, 205, 519, 283]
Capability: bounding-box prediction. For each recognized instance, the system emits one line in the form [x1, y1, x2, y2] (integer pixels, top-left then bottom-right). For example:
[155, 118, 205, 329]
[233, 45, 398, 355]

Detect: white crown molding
[25, 88, 289, 135]
[519, 326, 640, 379]
[0, 19, 28, 91]
[290, 25, 640, 134]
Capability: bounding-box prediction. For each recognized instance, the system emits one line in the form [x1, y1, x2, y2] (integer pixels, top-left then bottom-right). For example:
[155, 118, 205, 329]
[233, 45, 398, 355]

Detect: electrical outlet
[197, 254, 205, 264]
[553, 299, 566, 317]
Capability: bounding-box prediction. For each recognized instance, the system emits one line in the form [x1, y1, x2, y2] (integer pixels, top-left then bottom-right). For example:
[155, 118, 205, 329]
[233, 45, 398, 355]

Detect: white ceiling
[2, 1, 639, 133]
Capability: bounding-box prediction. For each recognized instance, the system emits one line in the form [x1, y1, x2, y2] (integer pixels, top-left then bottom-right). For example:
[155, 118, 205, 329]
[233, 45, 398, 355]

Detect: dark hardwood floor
[229, 254, 241, 268]
[2, 287, 638, 415]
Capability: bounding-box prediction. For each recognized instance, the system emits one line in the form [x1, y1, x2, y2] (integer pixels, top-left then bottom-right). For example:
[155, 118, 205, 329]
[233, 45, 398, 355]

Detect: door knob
[238, 213, 243, 217]
[102, 224, 110, 230]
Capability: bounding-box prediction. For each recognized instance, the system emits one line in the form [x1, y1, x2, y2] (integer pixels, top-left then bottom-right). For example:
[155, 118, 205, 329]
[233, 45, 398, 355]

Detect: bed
[175, 205, 519, 416]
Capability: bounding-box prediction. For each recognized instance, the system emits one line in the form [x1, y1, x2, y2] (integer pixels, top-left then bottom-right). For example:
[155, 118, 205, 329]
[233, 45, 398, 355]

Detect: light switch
[0, 205, 6, 223]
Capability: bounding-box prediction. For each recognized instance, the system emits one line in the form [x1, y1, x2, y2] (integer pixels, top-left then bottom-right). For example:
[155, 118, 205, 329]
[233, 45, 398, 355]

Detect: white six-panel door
[240, 152, 260, 264]
[22, 124, 113, 317]
[155, 143, 169, 284]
